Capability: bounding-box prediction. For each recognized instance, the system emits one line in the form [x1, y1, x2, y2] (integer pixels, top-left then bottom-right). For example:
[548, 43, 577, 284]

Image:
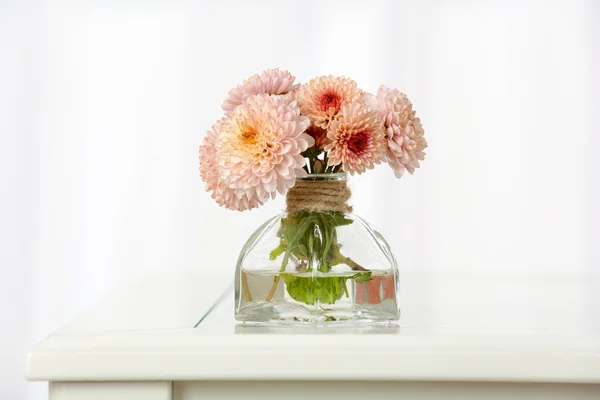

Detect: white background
[1, 0, 599, 398]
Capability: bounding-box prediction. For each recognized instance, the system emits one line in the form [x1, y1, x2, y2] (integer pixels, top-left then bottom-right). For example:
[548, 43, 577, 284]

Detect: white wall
[1, 0, 598, 398]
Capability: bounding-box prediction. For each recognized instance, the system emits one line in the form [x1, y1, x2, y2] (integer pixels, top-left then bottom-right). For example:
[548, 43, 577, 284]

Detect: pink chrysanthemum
[324, 102, 386, 175]
[222, 69, 297, 115]
[199, 118, 261, 211]
[304, 124, 329, 150]
[199, 118, 222, 193]
[296, 75, 362, 129]
[372, 86, 427, 178]
[216, 94, 313, 203]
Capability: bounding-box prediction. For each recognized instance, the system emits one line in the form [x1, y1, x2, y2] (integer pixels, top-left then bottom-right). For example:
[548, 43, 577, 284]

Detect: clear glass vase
[234, 173, 400, 324]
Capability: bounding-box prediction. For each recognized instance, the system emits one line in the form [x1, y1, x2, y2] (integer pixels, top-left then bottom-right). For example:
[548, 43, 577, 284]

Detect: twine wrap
[286, 179, 353, 213]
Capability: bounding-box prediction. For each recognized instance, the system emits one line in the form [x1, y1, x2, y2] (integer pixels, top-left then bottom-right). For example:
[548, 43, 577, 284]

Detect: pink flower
[222, 69, 297, 115]
[296, 75, 362, 129]
[199, 118, 262, 211]
[198, 118, 222, 193]
[324, 102, 386, 175]
[216, 94, 313, 203]
[371, 86, 427, 178]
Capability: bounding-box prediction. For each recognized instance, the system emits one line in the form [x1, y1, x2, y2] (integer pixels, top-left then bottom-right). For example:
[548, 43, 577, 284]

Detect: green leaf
[326, 212, 354, 228]
[283, 216, 315, 247]
[282, 275, 347, 305]
[269, 244, 285, 260]
[301, 147, 322, 159]
[351, 271, 373, 283]
[295, 244, 308, 259]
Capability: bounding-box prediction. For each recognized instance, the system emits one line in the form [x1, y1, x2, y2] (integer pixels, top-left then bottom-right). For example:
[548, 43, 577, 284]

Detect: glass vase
[234, 173, 399, 324]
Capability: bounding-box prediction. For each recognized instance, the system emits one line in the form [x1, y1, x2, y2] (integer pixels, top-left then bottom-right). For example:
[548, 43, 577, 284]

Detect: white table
[26, 272, 600, 399]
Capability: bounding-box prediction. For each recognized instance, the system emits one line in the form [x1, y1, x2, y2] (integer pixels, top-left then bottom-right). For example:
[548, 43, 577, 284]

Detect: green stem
[266, 217, 315, 302]
[331, 246, 367, 271]
[265, 248, 292, 301]
[343, 256, 367, 271]
[311, 156, 320, 174]
[308, 228, 314, 270]
[264, 277, 279, 302]
[319, 215, 331, 272]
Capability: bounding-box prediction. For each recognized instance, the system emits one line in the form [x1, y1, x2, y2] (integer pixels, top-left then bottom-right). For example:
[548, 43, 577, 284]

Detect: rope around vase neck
[285, 179, 353, 213]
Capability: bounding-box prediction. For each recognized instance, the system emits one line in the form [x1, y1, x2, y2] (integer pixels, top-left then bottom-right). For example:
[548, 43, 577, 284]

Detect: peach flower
[199, 118, 262, 211]
[222, 69, 297, 115]
[216, 94, 313, 203]
[371, 86, 427, 178]
[324, 102, 386, 175]
[296, 75, 362, 129]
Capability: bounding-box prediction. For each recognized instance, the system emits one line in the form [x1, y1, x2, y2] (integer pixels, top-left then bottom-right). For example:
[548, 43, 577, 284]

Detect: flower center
[319, 91, 341, 113]
[347, 131, 370, 155]
[240, 127, 258, 145]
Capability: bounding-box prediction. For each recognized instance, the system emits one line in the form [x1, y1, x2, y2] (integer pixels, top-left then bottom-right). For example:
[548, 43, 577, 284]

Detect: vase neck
[296, 172, 348, 183]
[286, 173, 352, 214]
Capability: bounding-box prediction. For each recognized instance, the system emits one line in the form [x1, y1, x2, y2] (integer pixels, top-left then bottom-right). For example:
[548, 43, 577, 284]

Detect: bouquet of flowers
[199, 69, 426, 311]
[199, 69, 426, 210]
